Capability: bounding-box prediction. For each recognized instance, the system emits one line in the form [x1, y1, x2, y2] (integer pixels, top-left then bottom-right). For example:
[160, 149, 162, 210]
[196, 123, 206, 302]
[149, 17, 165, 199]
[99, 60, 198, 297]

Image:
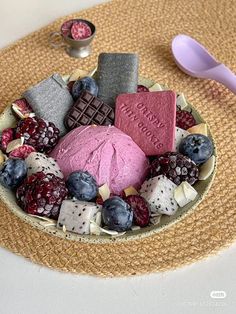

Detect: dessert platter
[0, 50, 216, 242]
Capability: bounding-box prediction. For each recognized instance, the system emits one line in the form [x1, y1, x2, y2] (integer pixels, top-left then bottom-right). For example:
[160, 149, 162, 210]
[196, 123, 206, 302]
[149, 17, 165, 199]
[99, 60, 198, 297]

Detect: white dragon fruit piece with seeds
[57, 200, 101, 235]
[175, 127, 190, 151]
[25, 152, 63, 178]
[140, 175, 178, 216]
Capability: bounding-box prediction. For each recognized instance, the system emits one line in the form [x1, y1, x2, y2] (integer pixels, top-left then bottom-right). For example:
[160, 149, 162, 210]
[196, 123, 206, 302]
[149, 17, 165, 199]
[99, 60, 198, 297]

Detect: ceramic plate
[0, 75, 217, 243]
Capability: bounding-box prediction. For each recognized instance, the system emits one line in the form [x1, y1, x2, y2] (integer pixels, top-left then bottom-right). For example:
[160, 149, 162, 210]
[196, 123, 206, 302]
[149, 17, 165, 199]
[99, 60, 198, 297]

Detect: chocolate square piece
[64, 90, 114, 130]
[97, 53, 139, 107]
[23, 74, 73, 135]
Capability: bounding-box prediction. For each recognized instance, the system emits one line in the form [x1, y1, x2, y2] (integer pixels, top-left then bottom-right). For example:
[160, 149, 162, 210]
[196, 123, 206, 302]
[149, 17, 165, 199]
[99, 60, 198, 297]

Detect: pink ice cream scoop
[49, 126, 149, 194]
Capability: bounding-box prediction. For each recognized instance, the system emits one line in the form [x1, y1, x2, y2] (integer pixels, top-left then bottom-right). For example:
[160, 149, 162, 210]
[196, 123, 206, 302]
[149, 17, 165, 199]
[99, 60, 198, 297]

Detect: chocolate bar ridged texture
[64, 90, 114, 130]
[97, 53, 139, 107]
[23, 74, 73, 135]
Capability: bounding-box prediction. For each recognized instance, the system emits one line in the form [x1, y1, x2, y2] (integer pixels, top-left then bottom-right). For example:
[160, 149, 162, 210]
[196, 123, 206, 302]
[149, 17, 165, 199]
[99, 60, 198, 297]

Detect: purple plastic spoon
[172, 34, 236, 94]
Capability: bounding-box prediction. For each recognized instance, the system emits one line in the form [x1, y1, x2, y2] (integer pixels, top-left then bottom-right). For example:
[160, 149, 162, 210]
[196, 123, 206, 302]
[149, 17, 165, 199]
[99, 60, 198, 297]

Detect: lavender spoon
[172, 34, 236, 94]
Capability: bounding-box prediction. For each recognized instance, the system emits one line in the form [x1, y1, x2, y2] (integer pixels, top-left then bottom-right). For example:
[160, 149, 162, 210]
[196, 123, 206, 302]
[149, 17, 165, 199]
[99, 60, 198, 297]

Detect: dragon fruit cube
[57, 200, 101, 234]
[140, 175, 178, 216]
[175, 127, 190, 151]
[25, 152, 63, 178]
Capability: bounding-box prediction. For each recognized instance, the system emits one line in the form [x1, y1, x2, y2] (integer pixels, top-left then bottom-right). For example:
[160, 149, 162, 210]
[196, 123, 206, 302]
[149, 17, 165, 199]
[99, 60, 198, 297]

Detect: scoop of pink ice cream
[49, 126, 149, 194]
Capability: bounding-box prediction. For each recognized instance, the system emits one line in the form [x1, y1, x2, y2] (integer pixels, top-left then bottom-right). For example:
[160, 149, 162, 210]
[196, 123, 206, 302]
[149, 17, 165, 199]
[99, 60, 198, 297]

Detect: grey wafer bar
[23, 74, 73, 135]
[97, 53, 139, 107]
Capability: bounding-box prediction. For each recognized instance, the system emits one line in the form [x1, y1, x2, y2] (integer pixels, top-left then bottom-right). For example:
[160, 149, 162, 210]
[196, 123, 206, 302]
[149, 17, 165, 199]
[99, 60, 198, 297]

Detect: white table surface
[0, 1, 235, 313]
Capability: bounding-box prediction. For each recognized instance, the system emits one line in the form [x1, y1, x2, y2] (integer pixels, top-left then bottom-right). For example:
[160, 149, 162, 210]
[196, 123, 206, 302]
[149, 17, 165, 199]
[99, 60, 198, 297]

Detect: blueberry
[102, 196, 133, 232]
[66, 170, 98, 201]
[72, 77, 98, 100]
[0, 158, 27, 189]
[179, 134, 213, 165]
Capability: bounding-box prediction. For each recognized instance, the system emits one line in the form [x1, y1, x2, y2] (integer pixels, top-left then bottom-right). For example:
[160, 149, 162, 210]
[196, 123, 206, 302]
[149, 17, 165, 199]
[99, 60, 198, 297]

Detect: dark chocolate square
[64, 90, 115, 130]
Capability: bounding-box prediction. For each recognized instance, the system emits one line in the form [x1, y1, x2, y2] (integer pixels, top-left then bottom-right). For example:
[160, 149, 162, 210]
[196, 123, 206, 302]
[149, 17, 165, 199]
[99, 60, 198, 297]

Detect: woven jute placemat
[0, 0, 236, 277]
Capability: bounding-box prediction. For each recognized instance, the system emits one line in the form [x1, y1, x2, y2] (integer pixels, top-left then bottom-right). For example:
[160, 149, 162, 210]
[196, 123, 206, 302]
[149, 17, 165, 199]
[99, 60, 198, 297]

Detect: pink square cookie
[115, 91, 176, 155]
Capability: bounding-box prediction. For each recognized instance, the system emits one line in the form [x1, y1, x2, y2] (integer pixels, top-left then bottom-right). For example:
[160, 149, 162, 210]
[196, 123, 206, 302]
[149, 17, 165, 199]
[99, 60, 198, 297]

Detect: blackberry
[149, 152, 199, 186]
[176, 110, 196, 130]
[16, 172, 68, 219]
[125, 195, 150, 227]
[15, 117, 60, 153]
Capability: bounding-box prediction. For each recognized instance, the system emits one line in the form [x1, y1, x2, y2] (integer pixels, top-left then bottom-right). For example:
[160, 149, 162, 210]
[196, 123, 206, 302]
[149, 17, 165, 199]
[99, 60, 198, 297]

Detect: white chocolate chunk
[98, 183, 110, 201]
[140, 175, 178, 216]
[150, 214, 162, 225]
[88, 67, 97, 77]
[90, 221, 125, 236]
[69, 68, 89, 82]
[174, 184, 186, 207]
[182, 182, 198, 201]
[0, 105, 17, 132]
[95, 211, 102, 226]
[174, 181, 198, 207]
[124, 186, 139, 196]
[176, 93, 188, 110]
[199, 155, 216, 180]
[12, 103, 25, 119]
[58, 200, 101, 235]
[149, 83, 163, 91]
[131, 225, 141, 231]
[61, 74, 70, 83]
[90, 221, 101, 235]
[6, 137, 24, 153]
[187, 123, 208, 136]
[0, 150, 6, 165]
[90, 212, 102, 235]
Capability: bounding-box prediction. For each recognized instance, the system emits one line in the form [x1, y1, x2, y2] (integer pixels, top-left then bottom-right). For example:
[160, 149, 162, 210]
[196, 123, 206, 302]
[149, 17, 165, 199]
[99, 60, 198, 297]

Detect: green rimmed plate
[0, 73, 217, 243]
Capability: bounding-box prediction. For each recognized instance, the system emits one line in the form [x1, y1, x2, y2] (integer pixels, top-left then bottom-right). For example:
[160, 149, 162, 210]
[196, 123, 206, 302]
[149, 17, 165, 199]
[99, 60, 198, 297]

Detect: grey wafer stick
[23, 74, 73, 135]
[97, 53, 139, 107]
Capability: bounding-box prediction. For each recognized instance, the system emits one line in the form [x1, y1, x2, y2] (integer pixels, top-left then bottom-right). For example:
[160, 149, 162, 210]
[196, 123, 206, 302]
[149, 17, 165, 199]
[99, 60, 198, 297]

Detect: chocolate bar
[97, 53, 139, 107]
[64, 90, 114, 130]
[23, 74, 74, 135]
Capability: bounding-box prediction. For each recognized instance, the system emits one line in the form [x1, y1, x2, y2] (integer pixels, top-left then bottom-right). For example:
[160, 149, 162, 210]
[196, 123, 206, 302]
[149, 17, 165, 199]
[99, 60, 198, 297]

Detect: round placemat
[0, 0, 236, 277]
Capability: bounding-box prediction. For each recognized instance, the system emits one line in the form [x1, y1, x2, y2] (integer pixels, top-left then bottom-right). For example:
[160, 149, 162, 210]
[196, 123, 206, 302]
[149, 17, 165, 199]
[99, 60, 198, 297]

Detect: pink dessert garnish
[137, 85, 149, 92]
[125, 195, 150, 227]
[1, 128, 15, 152]
[61, 20, 74, 37]
[71, 21, 92, 40]
[12, 98, 33, 119]
[9, 145, 36, 159]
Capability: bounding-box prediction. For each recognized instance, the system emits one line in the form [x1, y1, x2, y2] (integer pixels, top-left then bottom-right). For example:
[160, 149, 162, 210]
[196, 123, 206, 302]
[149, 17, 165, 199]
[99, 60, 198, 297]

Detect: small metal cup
[49, 19, 96, 58]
